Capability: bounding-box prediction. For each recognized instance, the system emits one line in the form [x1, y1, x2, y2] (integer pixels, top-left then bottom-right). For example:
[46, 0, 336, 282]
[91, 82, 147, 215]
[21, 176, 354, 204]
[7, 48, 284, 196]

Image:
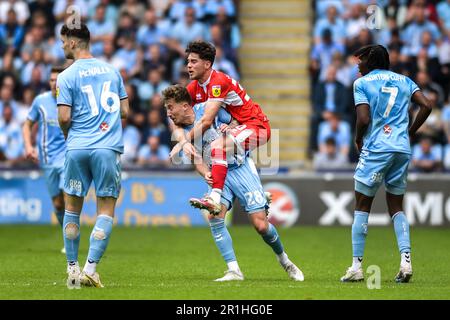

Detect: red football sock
[211, 148, 228, 190]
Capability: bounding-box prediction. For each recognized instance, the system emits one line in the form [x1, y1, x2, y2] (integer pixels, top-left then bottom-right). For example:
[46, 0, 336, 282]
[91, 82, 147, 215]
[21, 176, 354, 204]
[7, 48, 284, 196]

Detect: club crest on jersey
[212, 85, 221, 97]
[383, 124, 392, 135]
[100, 122, 109, 132]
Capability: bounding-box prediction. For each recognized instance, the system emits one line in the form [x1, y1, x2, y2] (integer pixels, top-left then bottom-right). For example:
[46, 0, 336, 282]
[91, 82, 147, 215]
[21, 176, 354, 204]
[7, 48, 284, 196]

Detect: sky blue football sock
[87, 215, 114, 263]
[55, 210, 64, 227]
[392, 211, 411, 254]
[63, 210, 80, 263]
[261, 223, 284, 255]
[209, 218, 236, 263]
[352, 211, 369, 258]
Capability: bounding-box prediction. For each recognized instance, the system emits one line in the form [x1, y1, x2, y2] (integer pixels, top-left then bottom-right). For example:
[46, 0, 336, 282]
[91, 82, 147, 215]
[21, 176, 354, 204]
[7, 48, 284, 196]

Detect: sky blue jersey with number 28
[353, 69, 420, 155]
[56, 58, 127, 153]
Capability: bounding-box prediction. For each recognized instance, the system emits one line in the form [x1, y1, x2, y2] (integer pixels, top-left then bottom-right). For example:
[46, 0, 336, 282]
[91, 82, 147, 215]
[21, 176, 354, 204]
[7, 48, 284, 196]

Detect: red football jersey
[186, 70, 268, 125]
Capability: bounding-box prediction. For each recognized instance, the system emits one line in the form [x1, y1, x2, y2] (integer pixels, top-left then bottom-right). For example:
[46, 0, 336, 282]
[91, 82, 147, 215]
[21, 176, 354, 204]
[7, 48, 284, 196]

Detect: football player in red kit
[171, 40, 271, 215]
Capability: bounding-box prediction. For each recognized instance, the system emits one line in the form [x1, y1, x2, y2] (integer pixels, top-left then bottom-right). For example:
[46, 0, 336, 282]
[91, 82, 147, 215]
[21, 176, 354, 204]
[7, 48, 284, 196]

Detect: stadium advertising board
[233, 174, 450, 227]
[0, 175, 209, 226]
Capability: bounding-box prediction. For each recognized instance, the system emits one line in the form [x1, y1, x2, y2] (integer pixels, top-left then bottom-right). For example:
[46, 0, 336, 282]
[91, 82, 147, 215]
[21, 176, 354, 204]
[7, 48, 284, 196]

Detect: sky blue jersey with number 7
[56, 58, 127, 153]
[353, 69, 420, 155]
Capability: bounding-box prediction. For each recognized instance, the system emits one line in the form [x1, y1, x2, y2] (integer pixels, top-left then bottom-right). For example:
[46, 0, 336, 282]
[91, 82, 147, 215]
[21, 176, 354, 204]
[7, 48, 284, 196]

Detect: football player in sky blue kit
[341, 45, 432, 283]
[57, 23, 129, 289]
[22, 66, 66, 254]
[163, 85, 304, 282]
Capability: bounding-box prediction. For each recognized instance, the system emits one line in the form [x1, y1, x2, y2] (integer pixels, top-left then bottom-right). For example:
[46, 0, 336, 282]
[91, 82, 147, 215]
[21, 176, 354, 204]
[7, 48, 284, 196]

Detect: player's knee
[64, 223, 79, 240]
[253, 219, 269, 235]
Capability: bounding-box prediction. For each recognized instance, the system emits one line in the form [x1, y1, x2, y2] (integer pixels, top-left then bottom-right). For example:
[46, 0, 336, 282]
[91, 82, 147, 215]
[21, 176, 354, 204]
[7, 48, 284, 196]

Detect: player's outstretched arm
[186, 100, 222, 142]
[409, 90, 432, 137]
[58, 105, 72, 140]
[22, 119, 38, 163]
[120, 98, 129, 119]
[355, 103, 370, 152]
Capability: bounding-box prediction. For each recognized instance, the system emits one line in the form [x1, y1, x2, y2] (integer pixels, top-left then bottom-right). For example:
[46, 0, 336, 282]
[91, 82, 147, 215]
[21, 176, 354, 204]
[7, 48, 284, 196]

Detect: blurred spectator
[411, 136, 442, 172]
[87, 4, 116, 57]
[414, 91, 444, 143]
[53, 0, 88, 23]
[165, 0, 205, 22]
[122, 117, 141, 165]
[313, 136, 349, 170]
[346, 28, 373, 56]
[27, 0, 56, 30]
[310, 66, 350, 152]
[401, 7, 441, 56]
[444, 144, 450, 170]
[310, 28, 345, 83]
[214, 6, 240, 55]
[0, 78, 19, 117]
[21, 47, 49, 86]
[115, 11, 138, 49]
[137, 68, 170, 101]
[213, 45, 239, 80]
[136, 9, 170, 51]
[0, 0, 30, 25]
[415, 71, 445, 108]
[381, 0, 408, 28]
[142, 44, 169, 81]
[0, 9, 25, 54]
[317, 112, 351, 157]
[113, 34, 142, 78]
[0, 103, 24, 165]
[144, 108, 170, 146]
[314, 5, 346, 45]
[87, 0, 118, 25]
[203, 0, 236, 22]
[437, 0, 450, 31]
[137, 135, 170, 166]
[21, 23, 51, 64]
[345, 4, 366, 41]
[118, 0, 146, 25]
[169, 7, 209, 53]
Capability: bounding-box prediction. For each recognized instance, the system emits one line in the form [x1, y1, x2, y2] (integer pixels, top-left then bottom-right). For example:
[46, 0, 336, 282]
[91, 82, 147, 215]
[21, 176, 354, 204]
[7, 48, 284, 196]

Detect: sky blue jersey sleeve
[216, 107, 232, 126]
[56, 73, 72, 106]
[116, 69, 128, 100]
[353, 78, 369, 106]
[27, 97, 40, 122]
[408, 77, 420, 97]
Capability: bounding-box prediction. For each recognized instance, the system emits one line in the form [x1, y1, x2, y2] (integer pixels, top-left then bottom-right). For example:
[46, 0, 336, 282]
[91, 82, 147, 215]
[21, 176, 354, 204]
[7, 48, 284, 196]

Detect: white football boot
[66, 264, 81, 289]
[80, 271, 105, 288]
[340, 267, 364, 282]
[394, 264, 413, 283]
[214, 269, 244, 282]
[282, 262, 304, 281]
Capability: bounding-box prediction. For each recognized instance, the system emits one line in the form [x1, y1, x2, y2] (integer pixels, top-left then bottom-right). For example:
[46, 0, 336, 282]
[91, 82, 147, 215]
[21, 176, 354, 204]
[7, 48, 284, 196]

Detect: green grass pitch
[0, 225, 449, 300]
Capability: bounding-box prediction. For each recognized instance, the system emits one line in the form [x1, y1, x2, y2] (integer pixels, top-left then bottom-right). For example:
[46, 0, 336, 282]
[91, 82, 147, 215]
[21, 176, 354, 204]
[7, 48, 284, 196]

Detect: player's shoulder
[57, 63, 77, 82]
[186, 80, 199, 91]
[34, 91, 53, 103]
[192, 102, 207, 114]
[210, 70, 230, 84]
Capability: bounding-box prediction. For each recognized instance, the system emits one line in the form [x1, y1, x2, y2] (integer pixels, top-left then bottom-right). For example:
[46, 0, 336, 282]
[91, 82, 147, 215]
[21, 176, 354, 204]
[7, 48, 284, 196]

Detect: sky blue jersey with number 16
[353, 69, 420, 155]
[56, 58, 127, 153]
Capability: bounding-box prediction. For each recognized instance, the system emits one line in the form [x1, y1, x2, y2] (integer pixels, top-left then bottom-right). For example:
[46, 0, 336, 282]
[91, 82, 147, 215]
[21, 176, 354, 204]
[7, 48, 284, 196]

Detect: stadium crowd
[0, 0, 240, 169]
[310, 0, 450, 172]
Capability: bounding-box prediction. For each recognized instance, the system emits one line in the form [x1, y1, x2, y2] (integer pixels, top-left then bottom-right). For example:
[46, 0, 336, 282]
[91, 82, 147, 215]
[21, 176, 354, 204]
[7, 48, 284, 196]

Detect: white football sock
[227, 261, 240, 272]
[352, 257, 362, 271]
[210, 188, 222, 204]
[84, 260, 97, 276]
[276, 252, 290, 266]
[401, 252, 411, 267]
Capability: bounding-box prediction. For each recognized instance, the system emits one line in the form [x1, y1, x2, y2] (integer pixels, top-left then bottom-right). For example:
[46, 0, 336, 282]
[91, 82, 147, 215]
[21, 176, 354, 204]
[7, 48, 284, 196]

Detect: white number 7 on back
[381, 86, 398, 118]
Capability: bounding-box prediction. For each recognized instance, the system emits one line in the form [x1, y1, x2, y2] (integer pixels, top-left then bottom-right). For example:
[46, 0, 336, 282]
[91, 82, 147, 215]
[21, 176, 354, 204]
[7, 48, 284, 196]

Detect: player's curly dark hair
[60, 23, 90, 45]
[185, 40, 216, 64]
[353, 44, 390, 71]
[162, 84, 192, 105]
